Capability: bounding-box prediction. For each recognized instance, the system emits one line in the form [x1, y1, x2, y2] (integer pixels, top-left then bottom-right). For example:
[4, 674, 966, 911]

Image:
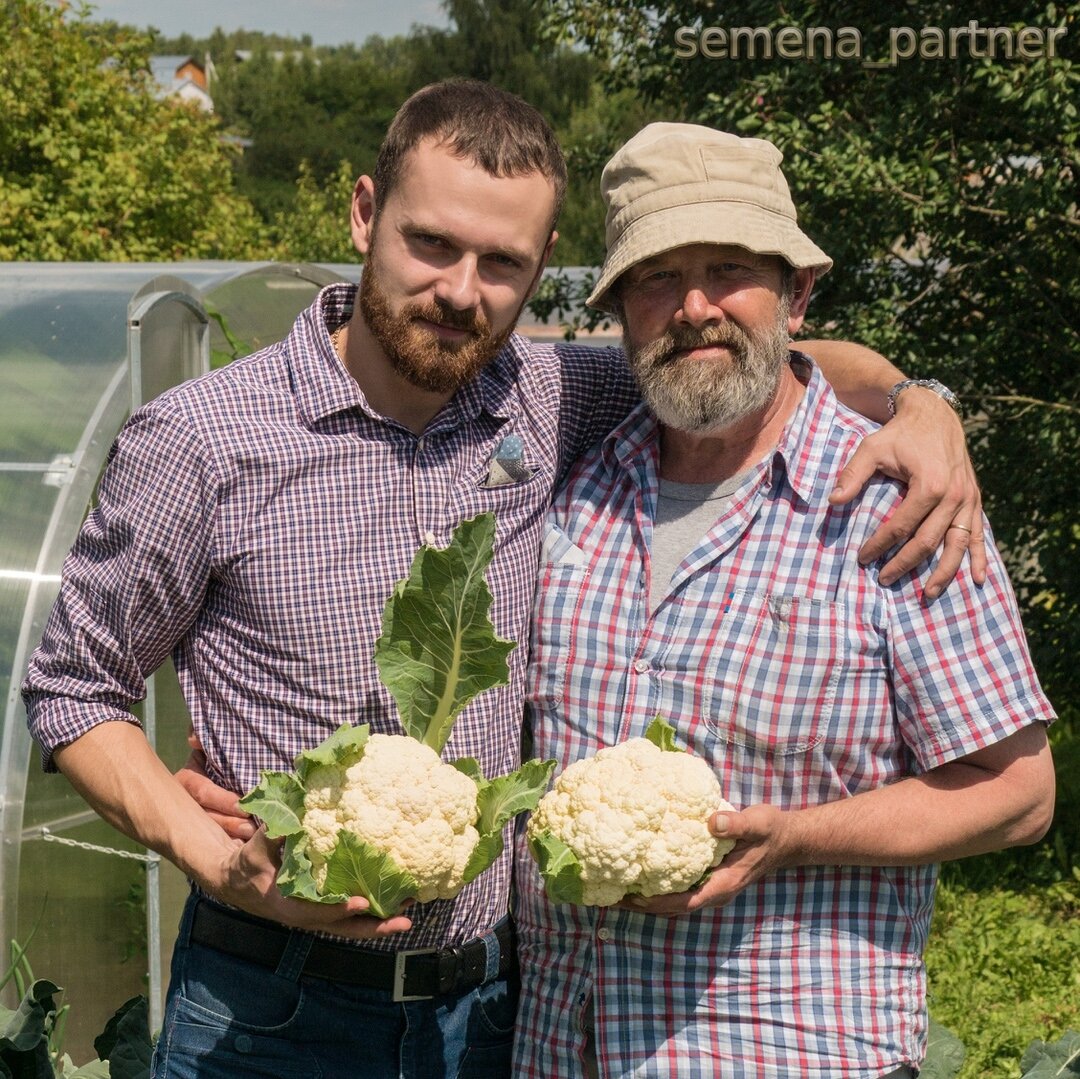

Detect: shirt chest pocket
[703, 592, 846, 754]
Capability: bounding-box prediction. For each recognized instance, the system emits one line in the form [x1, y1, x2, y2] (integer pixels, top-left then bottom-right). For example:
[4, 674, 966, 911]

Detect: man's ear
[351, 175, 377, 256]
[787, 268, 816, 335]
[525, 230, 559, 301]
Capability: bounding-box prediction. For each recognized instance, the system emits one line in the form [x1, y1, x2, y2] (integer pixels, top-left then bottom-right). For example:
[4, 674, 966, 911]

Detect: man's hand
[620, 805, 789, 916]
[202, 825, 414, 941]
[175, 744, 256, 841]
[828, 386, 986, 599]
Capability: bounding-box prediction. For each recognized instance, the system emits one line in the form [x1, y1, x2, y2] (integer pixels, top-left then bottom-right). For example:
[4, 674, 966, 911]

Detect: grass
[925, 877, 1080, 1077]
[924, 714, 1080, 1077]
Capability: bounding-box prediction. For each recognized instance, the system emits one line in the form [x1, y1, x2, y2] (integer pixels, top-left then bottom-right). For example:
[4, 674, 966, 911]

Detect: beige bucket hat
[587, 122, 833, 313]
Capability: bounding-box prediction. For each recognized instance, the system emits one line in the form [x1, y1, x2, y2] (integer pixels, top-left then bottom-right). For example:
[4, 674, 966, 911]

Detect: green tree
[545, 0, 1080, 712]
[408, 0, 594, 127]
[270, 159, 358, 263]
[0, 0, 266, 259]
[208, 37, 415, 221]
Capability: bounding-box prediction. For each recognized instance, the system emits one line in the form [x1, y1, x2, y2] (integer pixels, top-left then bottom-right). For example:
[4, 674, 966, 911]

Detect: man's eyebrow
[399, 218, 536, 266]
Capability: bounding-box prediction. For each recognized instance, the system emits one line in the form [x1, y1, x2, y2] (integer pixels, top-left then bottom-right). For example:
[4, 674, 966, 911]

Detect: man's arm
[630, 722, 1054, 916]
[801, 339, 985, 600]
[53, 722, 411, 937]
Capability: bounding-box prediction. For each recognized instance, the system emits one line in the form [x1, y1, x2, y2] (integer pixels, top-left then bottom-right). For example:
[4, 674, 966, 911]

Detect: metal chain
[34, 827, 160, 865]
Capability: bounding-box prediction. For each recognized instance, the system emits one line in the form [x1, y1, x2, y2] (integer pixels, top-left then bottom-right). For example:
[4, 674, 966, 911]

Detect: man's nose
[675, 285, 723, 329]
[434, 257, 482, 311]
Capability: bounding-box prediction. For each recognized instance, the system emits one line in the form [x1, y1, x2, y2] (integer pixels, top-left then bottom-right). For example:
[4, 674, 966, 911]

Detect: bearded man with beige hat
[512, 123, 1056, 1078]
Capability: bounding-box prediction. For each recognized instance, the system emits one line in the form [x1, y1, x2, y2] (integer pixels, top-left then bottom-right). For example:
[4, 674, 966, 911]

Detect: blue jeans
[152, 895, 517, 1079]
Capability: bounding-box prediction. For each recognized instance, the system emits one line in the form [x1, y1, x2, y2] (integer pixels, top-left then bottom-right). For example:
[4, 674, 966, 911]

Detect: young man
[513, 122, 1055, 1078]
[25, 83, 981, 1078]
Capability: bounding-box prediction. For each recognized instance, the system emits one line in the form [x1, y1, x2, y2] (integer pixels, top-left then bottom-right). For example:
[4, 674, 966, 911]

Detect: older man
[513, 124, 1056, 1078]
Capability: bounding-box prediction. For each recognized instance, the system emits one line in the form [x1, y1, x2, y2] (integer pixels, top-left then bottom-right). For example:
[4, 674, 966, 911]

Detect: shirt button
[597, 928, 612, 942]
[234, 1034, 253, 1053]
[632, 659, 650, 673]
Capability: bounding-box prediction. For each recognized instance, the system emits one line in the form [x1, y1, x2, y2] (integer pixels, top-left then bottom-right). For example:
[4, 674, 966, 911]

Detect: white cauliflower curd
[302, 734, 481, 903]
[527, 720, 736, 906]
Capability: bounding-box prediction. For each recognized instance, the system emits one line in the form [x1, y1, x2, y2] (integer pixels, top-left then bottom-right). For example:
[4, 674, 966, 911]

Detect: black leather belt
[189, 899, 515, 1002]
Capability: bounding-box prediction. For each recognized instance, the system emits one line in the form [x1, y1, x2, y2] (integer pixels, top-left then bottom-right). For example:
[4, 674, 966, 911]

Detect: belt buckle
[393, 947, 439, 1002]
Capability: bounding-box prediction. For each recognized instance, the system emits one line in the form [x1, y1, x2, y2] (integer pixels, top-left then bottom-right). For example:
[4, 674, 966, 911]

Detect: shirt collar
[771, 353, 842, 506]
[290, 283, 523, 430]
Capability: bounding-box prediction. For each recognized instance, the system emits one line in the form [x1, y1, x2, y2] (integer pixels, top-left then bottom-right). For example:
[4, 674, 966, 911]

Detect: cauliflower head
[302, 734, 480, 903]
[527, 726, 735, 906]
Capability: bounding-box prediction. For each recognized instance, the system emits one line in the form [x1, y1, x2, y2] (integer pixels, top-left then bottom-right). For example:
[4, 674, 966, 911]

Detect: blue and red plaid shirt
[23, 283, 637, 950]
[513, 356, 1054, 1077]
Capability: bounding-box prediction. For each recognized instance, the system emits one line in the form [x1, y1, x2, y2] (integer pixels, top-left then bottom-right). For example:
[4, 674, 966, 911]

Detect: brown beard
[358, 250, 516, 395]
[626, 301, 792, 434]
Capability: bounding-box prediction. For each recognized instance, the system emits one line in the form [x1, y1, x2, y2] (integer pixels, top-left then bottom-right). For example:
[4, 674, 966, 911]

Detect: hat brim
[586, 201, 833, 314]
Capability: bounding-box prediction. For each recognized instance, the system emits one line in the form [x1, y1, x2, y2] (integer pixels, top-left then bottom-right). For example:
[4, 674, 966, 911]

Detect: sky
[85, 0, 450, 47]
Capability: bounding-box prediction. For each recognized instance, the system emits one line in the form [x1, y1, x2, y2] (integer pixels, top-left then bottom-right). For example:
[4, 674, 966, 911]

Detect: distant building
[148, 55, 213, 112]
[234, 49, 312, 64]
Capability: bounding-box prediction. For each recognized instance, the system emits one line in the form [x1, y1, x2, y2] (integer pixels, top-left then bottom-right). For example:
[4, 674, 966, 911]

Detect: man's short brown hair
[372, 79, 567, 235]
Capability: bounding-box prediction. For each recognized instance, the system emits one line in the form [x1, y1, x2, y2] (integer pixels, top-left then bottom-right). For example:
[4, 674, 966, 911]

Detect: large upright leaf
[375, 514, 516, 752]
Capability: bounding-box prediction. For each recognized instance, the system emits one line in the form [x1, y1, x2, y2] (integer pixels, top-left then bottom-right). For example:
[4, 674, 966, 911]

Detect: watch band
[886, 378, 961, 417]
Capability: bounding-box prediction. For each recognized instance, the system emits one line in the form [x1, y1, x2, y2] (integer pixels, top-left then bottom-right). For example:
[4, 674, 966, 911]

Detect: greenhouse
[0, 260, 361, 1051]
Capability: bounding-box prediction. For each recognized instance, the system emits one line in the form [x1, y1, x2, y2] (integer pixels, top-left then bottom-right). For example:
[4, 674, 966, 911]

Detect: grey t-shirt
[650, 470, 753, 613]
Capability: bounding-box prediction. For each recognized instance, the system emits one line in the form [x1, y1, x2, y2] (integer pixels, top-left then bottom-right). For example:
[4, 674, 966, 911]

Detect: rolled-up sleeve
[23, 398, 218, 769]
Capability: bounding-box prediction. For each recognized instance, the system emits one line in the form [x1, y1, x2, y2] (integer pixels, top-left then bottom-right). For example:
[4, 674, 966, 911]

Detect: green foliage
[0, 0, 265, 259]
[643, 715, 680, 752]
[208, 38, 414, 223]
[320, 830, 420, 918]
[551, 88, 667, 266]
[921, 1018, 966, 1078]
[1, 940, 150, 1078]
[528, 829, 586, 904]
[544, 0, 1080, 725]
[1020, 1029, 1080, 1076]
[407, 0, 594, 129]
[925, 879, 1080, 1077]
[269, 160, 357, 263]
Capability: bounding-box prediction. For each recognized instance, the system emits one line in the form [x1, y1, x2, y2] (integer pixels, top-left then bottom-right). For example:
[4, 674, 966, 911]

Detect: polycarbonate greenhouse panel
[0, 261, 355, 1057]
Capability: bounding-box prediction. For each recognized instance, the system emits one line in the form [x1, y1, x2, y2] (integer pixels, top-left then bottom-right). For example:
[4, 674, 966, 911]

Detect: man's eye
[636, 269, 675, 286]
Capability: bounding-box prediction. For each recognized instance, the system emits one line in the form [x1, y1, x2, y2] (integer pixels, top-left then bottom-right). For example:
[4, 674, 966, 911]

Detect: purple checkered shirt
[513, 357, 1054, 1076]
[23, 283, 637, 950]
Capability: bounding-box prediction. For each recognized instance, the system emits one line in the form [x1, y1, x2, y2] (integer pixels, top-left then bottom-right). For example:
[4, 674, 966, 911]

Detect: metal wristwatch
[886, 378, 962, 417]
